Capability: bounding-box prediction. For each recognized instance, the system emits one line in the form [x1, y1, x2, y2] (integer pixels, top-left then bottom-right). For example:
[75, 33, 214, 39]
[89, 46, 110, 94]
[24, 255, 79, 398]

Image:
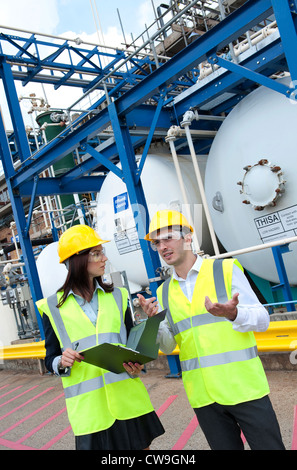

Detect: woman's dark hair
[56, 249, 113, 307]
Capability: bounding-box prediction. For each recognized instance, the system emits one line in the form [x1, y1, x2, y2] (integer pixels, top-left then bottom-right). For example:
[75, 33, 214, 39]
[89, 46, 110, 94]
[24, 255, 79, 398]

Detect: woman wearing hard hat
[36, 225, 164, 450]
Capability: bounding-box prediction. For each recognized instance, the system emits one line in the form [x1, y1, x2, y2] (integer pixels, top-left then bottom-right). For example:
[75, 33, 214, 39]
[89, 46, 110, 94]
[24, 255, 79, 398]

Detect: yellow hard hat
[57, 225, 109, 263]
[144, 210, 193, 241]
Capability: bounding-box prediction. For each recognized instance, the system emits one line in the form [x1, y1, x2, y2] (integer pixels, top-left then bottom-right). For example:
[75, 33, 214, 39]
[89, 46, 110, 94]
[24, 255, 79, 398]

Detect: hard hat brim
[58, 238, 110, 263]
[144, 210, 194, 242]
[144, 225, 193, 242]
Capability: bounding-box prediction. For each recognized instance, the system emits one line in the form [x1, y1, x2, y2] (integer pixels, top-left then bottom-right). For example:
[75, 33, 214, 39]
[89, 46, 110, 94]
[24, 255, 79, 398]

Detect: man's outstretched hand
[137, 293, 159, 317]
[205, 293, 239, 321]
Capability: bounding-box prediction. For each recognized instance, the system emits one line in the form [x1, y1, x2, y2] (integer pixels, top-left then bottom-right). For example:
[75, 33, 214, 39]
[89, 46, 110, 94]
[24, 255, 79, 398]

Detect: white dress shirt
[157, 255, 270, 354]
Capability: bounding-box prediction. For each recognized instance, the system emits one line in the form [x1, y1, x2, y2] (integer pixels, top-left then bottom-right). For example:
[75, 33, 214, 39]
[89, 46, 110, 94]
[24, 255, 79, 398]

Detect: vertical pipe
[167, 136, 201, 254]
[182, 123, 220, 255]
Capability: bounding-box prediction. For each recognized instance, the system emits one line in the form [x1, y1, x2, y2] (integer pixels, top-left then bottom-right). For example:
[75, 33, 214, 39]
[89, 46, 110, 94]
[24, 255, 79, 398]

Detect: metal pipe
[181, 118, 220, 255]
[10, 223, 20, 260]
[166, 135, 201, 254]
[217, 0, 237, 63]
[209, 236, 297, 260]
[0, 24, 170, 61]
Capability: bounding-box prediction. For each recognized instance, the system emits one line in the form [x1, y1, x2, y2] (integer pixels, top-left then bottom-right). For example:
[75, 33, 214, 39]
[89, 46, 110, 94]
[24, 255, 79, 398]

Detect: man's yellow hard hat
[57, 225, 109, 263]
[144, 210, 193, 241]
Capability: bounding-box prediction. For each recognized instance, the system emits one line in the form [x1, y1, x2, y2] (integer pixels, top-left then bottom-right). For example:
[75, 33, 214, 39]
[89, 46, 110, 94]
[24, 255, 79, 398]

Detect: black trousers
[194, 395, 285, 450]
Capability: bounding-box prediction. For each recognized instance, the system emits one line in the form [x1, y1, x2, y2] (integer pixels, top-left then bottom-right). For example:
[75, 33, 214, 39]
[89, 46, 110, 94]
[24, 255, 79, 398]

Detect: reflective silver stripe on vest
[162, 259, 259, 372]
[162, 272, 227, 337]
[104, 371, 133, 385]
[113, 287, 127, 345]
[213, 259, 228, 303]
[180, 357, 200, 371]
[47, 293, 73, 350]
[63, 370, 131, 399]
[112, 287, 123, 317]
[173, 313, 227, 336]
[180, 346, 258, 371]
[64, 375, 104, 399]
[162, 278, 177, 334]
[47, 288, 125, 351]
[75, 333, 122, 351]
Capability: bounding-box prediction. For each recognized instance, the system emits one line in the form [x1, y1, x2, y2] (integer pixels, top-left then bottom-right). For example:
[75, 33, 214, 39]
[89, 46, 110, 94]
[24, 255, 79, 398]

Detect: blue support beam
[108, 101, 162, 296]
[0, 109, 44, 337]
[18, 176, 105, 197]
[9, 107, 110, 188]
[135, 94, 166, 184]
[0, 111, 15, 178]
[6, 180, 45, 339]
[58, 135, 145, 187]
[24, 175, 39, 237]
[271, 0, 297, 83]
[0, 31, 157, 92]
[82, 143, 123, 180]
[173, 36, 285, 117]
[207, 54, 291, 97]
[9, 106, 171, 191]
[271, 245, 295, 312]
[0, 59, 31, 163]
[54, 46, 100, 89]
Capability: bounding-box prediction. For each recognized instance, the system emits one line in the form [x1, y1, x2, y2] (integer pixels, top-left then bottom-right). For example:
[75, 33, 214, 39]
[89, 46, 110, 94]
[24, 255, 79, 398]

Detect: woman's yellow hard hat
[144, 210, 193, 241]
[57, 225, 109, 263]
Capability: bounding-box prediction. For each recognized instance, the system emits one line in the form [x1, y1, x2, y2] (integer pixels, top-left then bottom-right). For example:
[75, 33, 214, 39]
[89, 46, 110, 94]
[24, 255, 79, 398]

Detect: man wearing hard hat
[138, 209, 285, 450]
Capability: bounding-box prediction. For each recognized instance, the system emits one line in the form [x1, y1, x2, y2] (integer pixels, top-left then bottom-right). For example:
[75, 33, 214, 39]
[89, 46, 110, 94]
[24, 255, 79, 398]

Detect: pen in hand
[74, 342, 84, 362]
[61, 343, 84, 368]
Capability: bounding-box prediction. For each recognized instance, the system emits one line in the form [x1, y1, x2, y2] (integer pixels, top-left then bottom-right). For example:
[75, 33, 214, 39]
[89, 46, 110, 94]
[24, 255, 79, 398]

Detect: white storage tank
[36, 242, 68, 297]
[96, 151, 212, 292]
[205, 77, 297, 284]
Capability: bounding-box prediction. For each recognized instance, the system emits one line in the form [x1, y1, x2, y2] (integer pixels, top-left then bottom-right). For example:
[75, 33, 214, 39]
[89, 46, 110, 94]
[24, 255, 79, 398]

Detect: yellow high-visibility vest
[158, 258, 270, 408]
[36, 287, 153, 436]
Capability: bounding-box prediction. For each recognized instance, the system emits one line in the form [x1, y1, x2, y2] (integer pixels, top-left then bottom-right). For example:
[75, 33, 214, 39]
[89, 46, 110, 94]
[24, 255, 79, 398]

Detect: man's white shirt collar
[172, 255, 203, 282]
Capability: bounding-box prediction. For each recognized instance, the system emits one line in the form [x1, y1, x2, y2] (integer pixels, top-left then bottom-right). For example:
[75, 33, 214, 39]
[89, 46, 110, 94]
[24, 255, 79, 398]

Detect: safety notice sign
[114, 226, 141, 255]
[254, 204, 297, 243]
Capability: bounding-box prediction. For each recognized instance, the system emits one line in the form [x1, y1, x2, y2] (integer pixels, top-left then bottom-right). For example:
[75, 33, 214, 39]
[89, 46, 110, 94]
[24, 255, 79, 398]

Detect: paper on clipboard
[81, 309, 166, 374]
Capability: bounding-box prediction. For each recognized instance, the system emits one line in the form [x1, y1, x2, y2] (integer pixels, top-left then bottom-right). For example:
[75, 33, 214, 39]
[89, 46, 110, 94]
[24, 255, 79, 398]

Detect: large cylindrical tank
[205, 77, 297, 284]
[96, 151, 212, 293]
[36, 110, 78, 213]
[36, 242, 68, 297]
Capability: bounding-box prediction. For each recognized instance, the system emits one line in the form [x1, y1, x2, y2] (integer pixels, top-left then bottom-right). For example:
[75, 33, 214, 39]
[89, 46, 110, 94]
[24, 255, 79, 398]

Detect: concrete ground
[0, 366, 297, 451]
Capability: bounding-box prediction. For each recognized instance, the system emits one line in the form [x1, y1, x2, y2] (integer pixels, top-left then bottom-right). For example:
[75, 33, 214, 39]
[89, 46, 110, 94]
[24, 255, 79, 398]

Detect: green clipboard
[81, 309, 166, 374]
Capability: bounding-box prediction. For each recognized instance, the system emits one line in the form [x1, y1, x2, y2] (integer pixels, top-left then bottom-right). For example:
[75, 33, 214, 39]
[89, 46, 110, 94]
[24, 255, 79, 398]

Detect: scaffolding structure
[1, 0, 297, 338]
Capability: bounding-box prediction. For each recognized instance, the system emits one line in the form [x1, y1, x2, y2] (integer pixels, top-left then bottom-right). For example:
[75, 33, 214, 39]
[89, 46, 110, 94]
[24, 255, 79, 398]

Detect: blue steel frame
[271, 245, 295, 312]
[0, 31, 153, 92]
[1, 0, 297, 340]
[0, 115, 45, 336]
